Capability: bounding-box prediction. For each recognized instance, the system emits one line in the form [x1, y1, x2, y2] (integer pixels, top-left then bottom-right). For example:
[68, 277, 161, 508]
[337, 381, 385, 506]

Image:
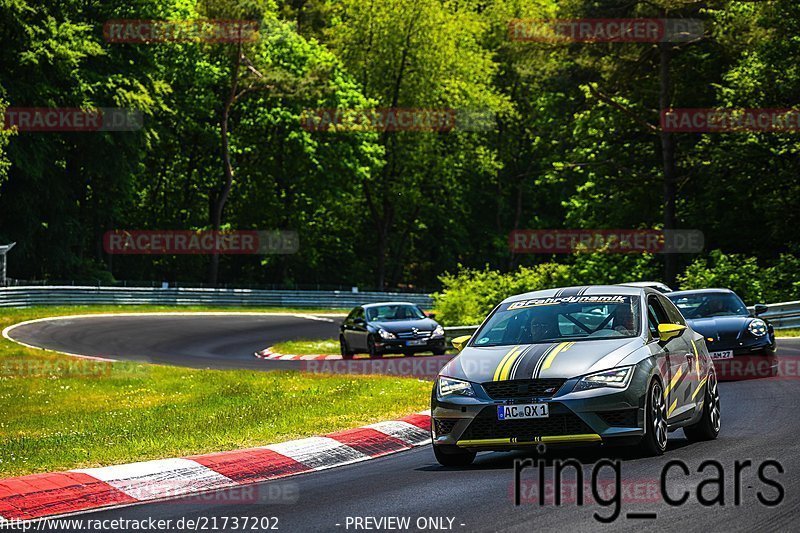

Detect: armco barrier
[0, 286, 432, 310]
[749, 301, 800, 331]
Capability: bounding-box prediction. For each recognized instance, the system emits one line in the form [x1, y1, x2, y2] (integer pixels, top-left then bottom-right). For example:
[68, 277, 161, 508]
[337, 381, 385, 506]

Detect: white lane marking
[293, 314, 336, 323]
[365, 421, 431, 446]
[3, 312, 336, 362]
[1, 322, 118, 362]
[264, 437, 369, 470]
[72, 458, 235, 501]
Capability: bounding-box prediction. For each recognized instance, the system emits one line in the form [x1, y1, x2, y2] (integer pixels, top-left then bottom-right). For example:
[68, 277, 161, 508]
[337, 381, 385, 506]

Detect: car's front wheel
[433, 444, 475, 467]
[339, 336, 354, 360]
[367, 335, 382, 359]
[641, 379, 668, 456]
[683, 371, 721, 442]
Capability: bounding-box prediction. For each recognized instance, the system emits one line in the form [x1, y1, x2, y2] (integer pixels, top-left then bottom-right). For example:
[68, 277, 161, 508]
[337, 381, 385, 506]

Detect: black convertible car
[667, 289, 777, 377]
[339, 302, 446, 359]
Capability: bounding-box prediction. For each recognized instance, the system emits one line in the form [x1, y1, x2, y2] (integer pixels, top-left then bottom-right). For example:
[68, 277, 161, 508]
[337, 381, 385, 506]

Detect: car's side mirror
[754, 304, 768, 316]
[426, 312, 437, 320]
[658, 323, 686, 342]
[451, 335, 471, 352]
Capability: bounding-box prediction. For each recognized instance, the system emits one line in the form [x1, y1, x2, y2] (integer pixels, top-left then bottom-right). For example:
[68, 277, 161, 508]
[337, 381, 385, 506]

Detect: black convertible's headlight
[437, 376, 475, 398]
[748, 319, 768, 337]
[573, 366, 634, 392]
[378, 328, 396, 340]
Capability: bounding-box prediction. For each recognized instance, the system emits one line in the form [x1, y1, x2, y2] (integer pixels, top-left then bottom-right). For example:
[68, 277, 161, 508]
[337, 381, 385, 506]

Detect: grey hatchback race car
[431, 285, 720, 466]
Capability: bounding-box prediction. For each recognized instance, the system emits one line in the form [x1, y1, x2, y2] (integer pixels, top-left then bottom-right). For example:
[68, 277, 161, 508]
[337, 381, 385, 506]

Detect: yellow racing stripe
[668, 398, 678, 417]
[493, 346, 521, 381]
[665, 366, 684, 396]
[497, 346, 528, 381]
[691, 340, 701, 378]
[691, 376, 708, 401]
[540, 341, 574, 372]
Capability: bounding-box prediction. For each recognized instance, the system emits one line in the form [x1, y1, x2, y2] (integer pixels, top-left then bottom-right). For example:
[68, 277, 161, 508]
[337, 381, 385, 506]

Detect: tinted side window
[647, 296, 670, 337]
[346, 308, 359, 322]
[660, 295, 687, 326]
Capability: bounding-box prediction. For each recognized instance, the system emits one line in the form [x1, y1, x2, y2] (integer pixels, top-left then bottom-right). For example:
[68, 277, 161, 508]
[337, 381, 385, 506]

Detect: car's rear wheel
[432, 347, 446, 356]
[367, 335, 382, 359]
[683, 371, 721, 442]
[433, 444, 475, 467]
[641, 379, 668, 456]
[339, 336, 354, 360]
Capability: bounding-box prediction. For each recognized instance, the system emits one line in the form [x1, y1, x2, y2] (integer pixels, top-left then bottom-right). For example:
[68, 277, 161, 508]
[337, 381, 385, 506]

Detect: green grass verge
[0, 307, 430, 478]
[273, 338, 340, 354]
[776, 329, 800, 337]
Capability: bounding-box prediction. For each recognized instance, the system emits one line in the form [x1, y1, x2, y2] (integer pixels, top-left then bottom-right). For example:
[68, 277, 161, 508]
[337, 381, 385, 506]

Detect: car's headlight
[431, 325, 444, 337]
[574, 366, 634, 392]
[748, 319, 768, 337]
[378, 328, 396, 340]
[437, 376, 475, 398]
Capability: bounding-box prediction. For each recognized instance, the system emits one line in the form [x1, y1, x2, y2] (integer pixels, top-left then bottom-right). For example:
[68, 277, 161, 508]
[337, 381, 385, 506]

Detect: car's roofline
[361, 301, 422, 308]
[667, 288, 736, 297]
[500, 284, 644, 304]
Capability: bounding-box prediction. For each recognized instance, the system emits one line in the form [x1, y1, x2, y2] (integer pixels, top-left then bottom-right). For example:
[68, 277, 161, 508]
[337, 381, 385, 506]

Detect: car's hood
[440, 337, 645, 383]
[370, 318, 438, 333]
[685, 316, 751, 341]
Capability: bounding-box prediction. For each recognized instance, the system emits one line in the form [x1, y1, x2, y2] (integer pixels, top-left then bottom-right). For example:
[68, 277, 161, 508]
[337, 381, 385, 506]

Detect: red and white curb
[0, 412, 431, 522]
[254, 347, 341, 361]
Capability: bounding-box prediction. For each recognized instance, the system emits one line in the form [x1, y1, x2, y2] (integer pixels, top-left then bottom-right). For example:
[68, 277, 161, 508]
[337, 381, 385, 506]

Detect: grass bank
[0, 306, 429, 477]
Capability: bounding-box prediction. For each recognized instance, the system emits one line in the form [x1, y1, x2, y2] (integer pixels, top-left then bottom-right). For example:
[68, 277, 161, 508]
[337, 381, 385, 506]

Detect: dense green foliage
[0, 0, 798, 290]
[435, 251, 800, 325]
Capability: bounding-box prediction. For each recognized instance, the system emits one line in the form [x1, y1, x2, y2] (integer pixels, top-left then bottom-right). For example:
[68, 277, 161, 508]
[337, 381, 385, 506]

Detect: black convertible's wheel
[684, 371, 721, 442]
[367, 335, 382, 358]
[641, 379, 668, 456]
[339, 336, 354, 360]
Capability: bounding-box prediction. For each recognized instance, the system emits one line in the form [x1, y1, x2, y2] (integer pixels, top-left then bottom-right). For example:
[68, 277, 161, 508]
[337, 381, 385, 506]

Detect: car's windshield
[366, 304, 425, 322]
[471, 295, 641, 347]
[668, 292, 749, 318]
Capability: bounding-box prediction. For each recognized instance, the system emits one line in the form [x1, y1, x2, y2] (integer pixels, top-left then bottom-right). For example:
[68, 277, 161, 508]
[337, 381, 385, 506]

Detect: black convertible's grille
[396, 331, 431, 339]
[597, 409, 638, 427]
[460, 407, 593, 440]
[482, 379, 567, 400]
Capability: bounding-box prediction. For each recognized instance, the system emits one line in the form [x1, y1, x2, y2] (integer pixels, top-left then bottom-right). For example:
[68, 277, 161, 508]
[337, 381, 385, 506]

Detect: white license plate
[497, 403, 549, 420]
[406, 339, 426, 346]
[710, 350, 733, 360]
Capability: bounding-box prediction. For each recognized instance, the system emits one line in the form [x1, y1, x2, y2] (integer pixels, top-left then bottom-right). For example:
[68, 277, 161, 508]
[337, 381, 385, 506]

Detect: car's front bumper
[431, 375, 647, 451]
[375, 336, 446, 353]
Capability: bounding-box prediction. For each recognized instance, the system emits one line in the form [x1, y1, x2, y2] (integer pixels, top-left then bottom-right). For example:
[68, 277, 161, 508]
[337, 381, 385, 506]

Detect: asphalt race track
[4, 313, 342, 371]
[6, 315, 800, 531]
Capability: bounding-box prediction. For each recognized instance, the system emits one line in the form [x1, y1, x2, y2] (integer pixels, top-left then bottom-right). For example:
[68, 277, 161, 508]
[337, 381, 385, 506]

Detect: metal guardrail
[443, 325, 480, 344]
[0, 286, 433, 310]
[749, 301, 800, 331]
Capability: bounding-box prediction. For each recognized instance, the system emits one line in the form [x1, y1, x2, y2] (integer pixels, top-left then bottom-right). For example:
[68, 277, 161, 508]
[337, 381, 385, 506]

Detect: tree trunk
[207, 48, 241, 286]
[658, 42, 678, 286]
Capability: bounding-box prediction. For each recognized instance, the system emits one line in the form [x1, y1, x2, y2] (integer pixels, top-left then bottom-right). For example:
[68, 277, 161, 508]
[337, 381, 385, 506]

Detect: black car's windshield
[472, 295, 641, 347]
[366, 304, 425, 321]
[668, 292, 749, 318]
